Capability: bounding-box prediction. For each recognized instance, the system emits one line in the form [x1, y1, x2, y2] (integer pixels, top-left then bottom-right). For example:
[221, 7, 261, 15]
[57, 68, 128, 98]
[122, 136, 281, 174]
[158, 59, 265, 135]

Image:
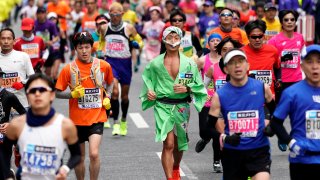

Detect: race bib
[215, 79, 227, 90]
[306, 110, 320, 139]
[78, 88, 102, 109]
[281, 49, 299, 69]
[106, 39, 125, 52]
[249, 70, 272, 86]
[227, 110, 259, 137]
[22, 145, 58, 175]
[178, 73, 193, 86]
[21, 43, 39, 58]
[1, 72, 21, 88]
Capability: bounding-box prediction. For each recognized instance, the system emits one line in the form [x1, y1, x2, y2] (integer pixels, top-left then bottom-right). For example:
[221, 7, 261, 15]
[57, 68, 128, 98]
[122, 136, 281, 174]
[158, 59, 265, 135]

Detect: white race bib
[78, 88, 102, 109]
[306, 110, 320, 139]
[227, 110, 259, 137]
[22, 145, 59, 175]
[249, 70, 272, 87]
[21, 43, 39, 58]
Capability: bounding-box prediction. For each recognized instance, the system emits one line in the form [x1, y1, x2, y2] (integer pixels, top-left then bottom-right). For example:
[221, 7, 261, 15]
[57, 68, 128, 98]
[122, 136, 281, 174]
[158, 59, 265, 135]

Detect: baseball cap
[240, 0, 249, 3]
[96, 14, 108, 24]
[223, 49, 247, 65]
[47, 12, 57, 19]
[264, 3, 277, 11]
[301, 45, 320, 60]
[203, 1, 213, 6]
[36, 7, 46, 14]
[21, 18, 34, 31]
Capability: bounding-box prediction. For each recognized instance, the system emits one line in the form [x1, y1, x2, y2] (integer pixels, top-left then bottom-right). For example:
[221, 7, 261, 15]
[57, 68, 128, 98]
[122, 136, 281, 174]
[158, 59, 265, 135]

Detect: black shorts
[44, 51, 63, 67]
[290, 163, 320, 180]
[76, 123, 104, 143]
[221, 146, 271, 180]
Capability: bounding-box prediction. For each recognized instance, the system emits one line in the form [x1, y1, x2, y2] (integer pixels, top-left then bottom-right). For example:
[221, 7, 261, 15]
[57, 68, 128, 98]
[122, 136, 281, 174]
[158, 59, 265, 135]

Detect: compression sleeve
[66, 141, 81, 169]
[56, 91, 72, 99]
[266, 99, 276, 117]
[270, 116, 292, 144]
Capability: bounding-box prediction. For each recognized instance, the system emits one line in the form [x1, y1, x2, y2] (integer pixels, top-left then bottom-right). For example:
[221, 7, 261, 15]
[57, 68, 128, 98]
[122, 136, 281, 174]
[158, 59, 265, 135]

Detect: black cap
[36, 7, 47, 14]
[264, 3, 277, 11]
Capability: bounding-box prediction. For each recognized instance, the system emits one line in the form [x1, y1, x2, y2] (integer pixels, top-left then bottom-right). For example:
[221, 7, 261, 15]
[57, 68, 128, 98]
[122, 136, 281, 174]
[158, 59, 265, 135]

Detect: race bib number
[306, 110, 320, 139]
[22, 145, 58, 175]
[215, 79, 227, 90]
[1, 72, 21, 88]
[21, 43, 39, 58]
[281, 50, 299, 68]
[249, 70, 272, 86]
[178, 73, 193, 86]
[227, 110, 259, 137]
[106, 39, 125, 52]
[78, 88, 102, 109]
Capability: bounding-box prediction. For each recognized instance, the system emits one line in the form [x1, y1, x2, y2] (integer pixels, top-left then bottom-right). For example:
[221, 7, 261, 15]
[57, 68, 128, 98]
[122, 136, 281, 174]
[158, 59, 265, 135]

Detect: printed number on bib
[178, 73, 193, 86]
[249, 70, 272, 86]
[78, 88, 102, 109]
[281, 50, 299, 68]
[21, 43, 40, 58]
[22, 145, 58, 175]
[306, 110, 320, 139]
[227, 110, 259, 137]
[2, 72, 21, 88]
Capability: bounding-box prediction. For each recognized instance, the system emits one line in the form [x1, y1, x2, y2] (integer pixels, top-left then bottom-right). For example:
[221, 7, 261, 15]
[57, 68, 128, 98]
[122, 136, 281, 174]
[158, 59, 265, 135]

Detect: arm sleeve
[66, 141, 81, 169]
[191, 34, 203, 57]
[11, 94, 26, 115]
[270, 116, 292, 144]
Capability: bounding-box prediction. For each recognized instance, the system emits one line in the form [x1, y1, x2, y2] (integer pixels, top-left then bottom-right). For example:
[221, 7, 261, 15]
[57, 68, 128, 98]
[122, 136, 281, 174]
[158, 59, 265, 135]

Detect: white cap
[47, 12, 57, 19]
[223, 49, 247, 65]
[241, 0, 250, 3]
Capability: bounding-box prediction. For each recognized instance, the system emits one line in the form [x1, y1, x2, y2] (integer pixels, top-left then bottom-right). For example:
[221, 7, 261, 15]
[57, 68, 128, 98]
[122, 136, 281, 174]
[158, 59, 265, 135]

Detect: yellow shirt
[262, 17, 281, 43]
[122, 10, 138, 25]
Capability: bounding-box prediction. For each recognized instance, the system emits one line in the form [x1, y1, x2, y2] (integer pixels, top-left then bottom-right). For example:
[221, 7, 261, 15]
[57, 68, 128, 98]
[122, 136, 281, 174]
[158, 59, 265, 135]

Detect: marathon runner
[6, 73, 81, 180]
[140, 26, 207, 180]
[55, 32, 113, 180]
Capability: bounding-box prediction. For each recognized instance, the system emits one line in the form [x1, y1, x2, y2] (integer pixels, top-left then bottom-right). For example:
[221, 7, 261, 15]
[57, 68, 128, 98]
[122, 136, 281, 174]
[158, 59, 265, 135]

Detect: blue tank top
[217, 78, 269, 150]
[274, 80, 320, 164]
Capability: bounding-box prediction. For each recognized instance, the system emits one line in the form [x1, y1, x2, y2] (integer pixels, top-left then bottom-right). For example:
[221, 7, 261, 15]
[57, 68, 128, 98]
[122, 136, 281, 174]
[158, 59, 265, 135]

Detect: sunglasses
[110, 13, 122, 17]
[27, 87, 52, 94]
[249, 34, 264, 40]
[220, 13, 233, 17]
[283, 18, 295, 22]
[96, 21, 107, 26]
[171, 18, 184, 23]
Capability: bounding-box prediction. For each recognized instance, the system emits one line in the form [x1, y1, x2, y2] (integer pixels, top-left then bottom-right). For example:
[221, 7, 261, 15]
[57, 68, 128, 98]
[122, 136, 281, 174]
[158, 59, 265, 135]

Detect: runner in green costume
[140, 26, 207, 180]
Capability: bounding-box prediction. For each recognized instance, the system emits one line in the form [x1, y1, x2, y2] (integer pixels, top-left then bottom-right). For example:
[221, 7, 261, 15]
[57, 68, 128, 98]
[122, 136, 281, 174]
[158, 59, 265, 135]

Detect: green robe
[140, 52, 207, 151]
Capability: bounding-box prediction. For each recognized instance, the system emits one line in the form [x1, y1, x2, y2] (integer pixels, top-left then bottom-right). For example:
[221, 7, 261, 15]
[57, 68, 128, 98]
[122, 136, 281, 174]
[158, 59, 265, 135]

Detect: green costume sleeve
[140, 63, 156, 110]
[185, 59, 207, 112]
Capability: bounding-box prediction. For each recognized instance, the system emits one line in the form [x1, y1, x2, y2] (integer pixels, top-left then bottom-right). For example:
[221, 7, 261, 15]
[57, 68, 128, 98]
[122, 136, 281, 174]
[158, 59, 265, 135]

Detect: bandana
[162, 26, 183, 41]
[207, 33, 222, 44]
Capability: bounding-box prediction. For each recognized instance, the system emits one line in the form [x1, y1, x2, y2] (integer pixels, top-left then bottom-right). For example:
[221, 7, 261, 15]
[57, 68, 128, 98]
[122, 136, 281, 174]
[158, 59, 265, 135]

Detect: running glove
[12, 82, 24, 90]
[289, 139, 306, 156]
[223, 133, 241, 146]
[103, 98, 111, 110]
[71, 85, 85, 98]
[131, 41, 140, 49]
[281, 53, 293, 62]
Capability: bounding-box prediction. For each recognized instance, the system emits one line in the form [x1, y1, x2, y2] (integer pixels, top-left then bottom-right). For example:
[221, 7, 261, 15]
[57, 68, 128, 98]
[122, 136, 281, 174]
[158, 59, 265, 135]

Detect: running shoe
[112, 124, 120, 135]
[104, 121, 111, 128]
[278, 139, 287, 152]
[213, 161, 222, 173]
[195, 139, 209, 153]
[120, 121, 127, 136]
[172, 169, 180, 180]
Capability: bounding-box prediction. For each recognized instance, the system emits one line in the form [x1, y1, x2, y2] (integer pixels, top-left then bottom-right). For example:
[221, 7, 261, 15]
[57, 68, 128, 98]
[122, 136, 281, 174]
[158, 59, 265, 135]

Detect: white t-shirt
[0, 50, 34, 107]
[68, 11, 85, 35]
[20, 5, 38, 19]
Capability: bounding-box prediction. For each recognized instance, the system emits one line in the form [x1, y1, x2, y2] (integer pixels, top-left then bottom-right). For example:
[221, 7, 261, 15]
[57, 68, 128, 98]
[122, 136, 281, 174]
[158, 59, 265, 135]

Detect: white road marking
[156, 152, 198, 179]
[129, 113, 149, 128]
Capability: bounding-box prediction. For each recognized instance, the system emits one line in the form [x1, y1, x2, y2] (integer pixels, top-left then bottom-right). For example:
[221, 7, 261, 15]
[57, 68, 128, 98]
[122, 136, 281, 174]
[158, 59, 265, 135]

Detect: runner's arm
[191, 34, 203, 57]
[11, 94, 26, 115]
[208, 92, 222, 139]
[56, 90, 72, 99]
[264, 84, 275, 115]
[270, 116, 291, 144]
